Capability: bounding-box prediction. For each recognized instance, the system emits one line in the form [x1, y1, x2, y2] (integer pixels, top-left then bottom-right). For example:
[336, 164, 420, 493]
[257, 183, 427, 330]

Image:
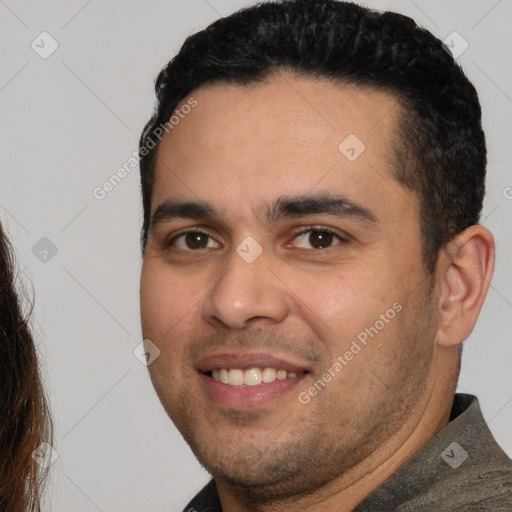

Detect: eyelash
[165, 226, 347, 251]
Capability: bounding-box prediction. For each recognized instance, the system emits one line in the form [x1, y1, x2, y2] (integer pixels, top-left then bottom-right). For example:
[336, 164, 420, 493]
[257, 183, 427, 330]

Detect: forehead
[152, 75, 408, 223]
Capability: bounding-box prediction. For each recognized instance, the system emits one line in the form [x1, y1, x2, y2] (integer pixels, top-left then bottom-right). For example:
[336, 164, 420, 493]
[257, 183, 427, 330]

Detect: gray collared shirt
[182, 394, 512, 511]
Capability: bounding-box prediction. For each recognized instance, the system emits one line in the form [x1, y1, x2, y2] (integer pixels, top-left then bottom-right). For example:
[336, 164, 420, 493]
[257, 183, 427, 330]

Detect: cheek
[140, 261, 166, 338]
[140, 262, 197, 400]
[140, 259, 196, 344]
[291, 265, 393, 350]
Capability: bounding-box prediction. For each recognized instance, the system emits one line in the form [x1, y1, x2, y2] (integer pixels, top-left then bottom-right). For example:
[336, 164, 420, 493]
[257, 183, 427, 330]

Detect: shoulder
[418, 461, 512, 511]
[404, 394, 512, 511]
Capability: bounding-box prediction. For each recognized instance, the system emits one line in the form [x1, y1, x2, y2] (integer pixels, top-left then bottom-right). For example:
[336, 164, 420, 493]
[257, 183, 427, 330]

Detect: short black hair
[139, 0, 486, 272]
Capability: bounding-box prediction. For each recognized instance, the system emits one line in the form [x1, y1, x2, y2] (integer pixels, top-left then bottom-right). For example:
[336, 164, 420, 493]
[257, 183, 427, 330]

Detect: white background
[1, 1, 511, 510]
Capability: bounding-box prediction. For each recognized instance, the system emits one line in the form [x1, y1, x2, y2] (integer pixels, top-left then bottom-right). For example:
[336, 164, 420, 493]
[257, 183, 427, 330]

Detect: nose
[202, 245, 290, 329]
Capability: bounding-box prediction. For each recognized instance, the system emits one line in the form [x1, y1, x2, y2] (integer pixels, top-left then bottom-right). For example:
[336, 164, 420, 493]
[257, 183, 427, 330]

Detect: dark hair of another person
[0, 222, 52, 511]
[139, 0, 486, 274]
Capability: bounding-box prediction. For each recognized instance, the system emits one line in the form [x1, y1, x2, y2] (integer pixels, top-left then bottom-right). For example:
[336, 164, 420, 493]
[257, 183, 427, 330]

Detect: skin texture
[140, 75, 494, 511]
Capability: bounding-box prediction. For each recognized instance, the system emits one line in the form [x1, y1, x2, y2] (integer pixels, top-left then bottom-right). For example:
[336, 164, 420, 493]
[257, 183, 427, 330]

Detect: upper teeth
[212, 368, 298, 387]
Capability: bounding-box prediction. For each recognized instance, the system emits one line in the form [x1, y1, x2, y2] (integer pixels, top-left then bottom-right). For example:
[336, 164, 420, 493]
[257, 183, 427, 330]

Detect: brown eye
[184, 233, 209, 249]
[171, 231, 219, 250]
[291, 229, 343, 249]
[308, 230, 334, 249]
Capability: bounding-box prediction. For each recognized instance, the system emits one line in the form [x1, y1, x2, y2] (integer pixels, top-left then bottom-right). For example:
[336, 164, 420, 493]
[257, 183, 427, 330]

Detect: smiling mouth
[206, 367, 308, 387]
[196, 352, 312, 409]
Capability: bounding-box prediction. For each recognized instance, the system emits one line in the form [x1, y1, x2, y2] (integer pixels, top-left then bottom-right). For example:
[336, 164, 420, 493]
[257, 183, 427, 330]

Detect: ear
[435, 225, 495, 348]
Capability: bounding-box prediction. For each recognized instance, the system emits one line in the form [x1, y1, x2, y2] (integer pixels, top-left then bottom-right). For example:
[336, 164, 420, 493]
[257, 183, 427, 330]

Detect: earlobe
[436, 225, 495, 347]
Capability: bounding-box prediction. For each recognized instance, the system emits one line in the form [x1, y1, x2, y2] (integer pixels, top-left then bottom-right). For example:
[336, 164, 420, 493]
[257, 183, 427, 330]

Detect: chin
[203, 448, 344, 506]
[186, 425, 345, 504]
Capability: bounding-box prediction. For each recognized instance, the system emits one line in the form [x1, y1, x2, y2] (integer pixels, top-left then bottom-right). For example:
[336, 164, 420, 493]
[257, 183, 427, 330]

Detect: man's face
[140, 76, 440, 500]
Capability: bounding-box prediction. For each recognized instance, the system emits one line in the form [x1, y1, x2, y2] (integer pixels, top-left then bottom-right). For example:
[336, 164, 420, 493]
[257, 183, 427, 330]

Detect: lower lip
[199, 372, 306, 410]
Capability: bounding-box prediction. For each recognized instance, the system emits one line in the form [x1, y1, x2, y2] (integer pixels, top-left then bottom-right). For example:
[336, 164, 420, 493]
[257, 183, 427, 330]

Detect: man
[138, 0, 512, 510]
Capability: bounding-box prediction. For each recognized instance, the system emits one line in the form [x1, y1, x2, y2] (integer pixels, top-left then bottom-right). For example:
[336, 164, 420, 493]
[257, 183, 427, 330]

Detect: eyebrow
[150, 193, 378, 230]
